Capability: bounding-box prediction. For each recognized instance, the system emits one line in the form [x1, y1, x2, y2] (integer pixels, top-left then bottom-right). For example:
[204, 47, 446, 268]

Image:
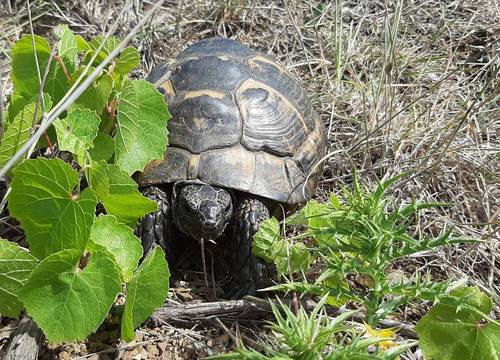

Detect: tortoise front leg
[136, 186, 170, 256]
[225, 197, 270, 298]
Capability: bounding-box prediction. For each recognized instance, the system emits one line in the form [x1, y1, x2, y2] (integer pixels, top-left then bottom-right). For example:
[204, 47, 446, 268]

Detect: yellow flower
[363, 323, 398, 351]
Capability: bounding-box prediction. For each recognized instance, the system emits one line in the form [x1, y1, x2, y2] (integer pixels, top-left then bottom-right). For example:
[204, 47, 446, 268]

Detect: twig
[148, 297, 418, 339]
[54, 55, 71, 82]
[1, 316, 44, 360]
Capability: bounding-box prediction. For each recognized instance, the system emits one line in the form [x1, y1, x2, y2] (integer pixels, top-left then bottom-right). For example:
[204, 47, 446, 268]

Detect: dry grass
[1, 0, 499, 358]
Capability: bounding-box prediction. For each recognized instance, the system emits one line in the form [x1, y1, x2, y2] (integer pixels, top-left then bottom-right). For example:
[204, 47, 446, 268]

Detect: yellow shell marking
[187, 155, 200, 178]
[159, 80, 175, 97]
[183, 90, 226, 100]
[248, 55, 288, 75]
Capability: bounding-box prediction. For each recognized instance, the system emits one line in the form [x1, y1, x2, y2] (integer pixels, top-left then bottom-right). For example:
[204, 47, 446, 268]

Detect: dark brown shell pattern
[140, 38, 326, 204]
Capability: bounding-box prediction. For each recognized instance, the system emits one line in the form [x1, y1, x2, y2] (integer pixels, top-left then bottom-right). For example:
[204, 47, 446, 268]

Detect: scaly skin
[136, 186, 171, 257]
[224, 197, 270, 298]
[137, 183, 271, 298]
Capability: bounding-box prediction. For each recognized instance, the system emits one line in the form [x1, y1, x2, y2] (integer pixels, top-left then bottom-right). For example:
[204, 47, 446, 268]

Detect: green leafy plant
[206, 297, 414, 360]
[0, 25, 171, 342]
[416, 286, 500, 360]
[255, 174, 475, 325]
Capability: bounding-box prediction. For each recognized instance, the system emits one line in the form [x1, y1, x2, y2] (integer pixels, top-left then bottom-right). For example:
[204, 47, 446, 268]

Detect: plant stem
[104, 98, 118, 135]
[54, 55, 71, 82]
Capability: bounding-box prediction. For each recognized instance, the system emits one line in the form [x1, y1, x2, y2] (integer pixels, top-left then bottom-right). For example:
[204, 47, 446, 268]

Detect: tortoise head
[173, 183, 233, 241]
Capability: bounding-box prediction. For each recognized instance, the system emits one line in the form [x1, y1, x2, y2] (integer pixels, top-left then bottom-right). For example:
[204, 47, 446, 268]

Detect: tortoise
[137, 37, 326, 298]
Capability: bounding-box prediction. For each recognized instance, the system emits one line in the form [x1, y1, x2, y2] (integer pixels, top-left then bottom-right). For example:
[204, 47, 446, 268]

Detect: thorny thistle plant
[255, 173, 476, 325]
[206, 296, 414, 360]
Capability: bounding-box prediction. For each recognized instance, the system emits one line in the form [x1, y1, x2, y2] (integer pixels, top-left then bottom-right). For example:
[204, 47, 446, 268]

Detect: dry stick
[0, 0, 165, 179]
[148, 298, 418, 339]
[1, 316, 43, 360]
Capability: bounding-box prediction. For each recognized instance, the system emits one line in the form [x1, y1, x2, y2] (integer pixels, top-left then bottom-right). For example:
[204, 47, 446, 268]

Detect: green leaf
[71, 71, 112, 114]
[54, 108, 101, 162]
[75, 35, 90, 51]
[88, 162, 157, 226]
[89, 215, 143, 281]
[12, 35, 69, 103]
[115, 47, 140, 75]
[88, 36, 120, 64]
[55, 24, 78, 71]
[20, 249, 121, 342]
[8, 158, 97, 259]
[273, 242, 311, 275]
[0, 94, 52, 169]
[416, 286, 500, 360]
[0, 239, 37, 318]
[121, 247, 169, 341]
[253, 218, 310, 275]
[7, 93, 30, 122]
[115, 79, 169, 174]
[58, 109, 99, 158]
[252, 217, 282, 263]
[89, 133, 114, 161]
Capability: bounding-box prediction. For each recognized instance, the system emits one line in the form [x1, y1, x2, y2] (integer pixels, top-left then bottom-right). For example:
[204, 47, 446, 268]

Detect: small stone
[58, 351, 70, 360]
[157, 341, 168, 353]
[207, 340, 213, 347]
[146, 344, 160, 356]
[87, 355, 99, 360]
[140, 347, 149, 358]
[79, 343, 88, 355]
[135, 332, 144, 342]
[122, 352, 134, 360]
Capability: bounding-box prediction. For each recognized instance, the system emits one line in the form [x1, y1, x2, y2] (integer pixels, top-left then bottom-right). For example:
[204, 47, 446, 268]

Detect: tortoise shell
[139, 38, 326, 204]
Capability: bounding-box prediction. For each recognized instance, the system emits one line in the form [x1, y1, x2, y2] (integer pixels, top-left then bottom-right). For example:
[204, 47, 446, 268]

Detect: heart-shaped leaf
[9, 158, 97, 259]
[416, 286, 500, 360]
[0, 94, 52, 169]
[0, 239, 37, 318]
[54, 108, 101, 162]
[55, 24, 78, 71]
[115, 79, 169, 174]
[88, 161, 157, 227]
[20, 249, 121, 342]
[12, 35, 69, 103]
[89, 215, 143, 282]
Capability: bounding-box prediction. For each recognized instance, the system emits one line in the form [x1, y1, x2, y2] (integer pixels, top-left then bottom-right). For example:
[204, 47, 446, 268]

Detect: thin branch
[148, 297, 419, 339]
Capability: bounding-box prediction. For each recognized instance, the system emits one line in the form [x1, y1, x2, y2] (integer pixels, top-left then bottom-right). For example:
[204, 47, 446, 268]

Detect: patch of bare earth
[1, 0, 498, 359]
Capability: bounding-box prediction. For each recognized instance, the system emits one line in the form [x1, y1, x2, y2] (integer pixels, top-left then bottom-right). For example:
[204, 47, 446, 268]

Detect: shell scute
[168, 93, 241, 154]
[171, 56, 249, 93]
[248, 55, 316, 131]
[237, 79, 308, 157]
